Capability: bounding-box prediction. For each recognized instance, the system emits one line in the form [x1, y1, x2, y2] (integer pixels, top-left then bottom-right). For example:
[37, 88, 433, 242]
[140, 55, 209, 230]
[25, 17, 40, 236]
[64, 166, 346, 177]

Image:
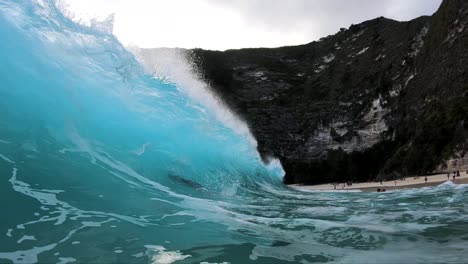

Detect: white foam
[145, 245, 191, 264]
[133, 252, 145, 258]
[0, 243, 56, 264]
[58, 148, 80, 154]
[264, 157, 285, 178]
[0, 153, 15, 164]
[132, 142, 151, 156]
[21, 141, 38, 153]
[89, 14, 114, 34]
[293, 206, 347, 216]
[250, 241, 343, 263]
[7, 165, 152, 238]
[17, 235, 36, 244]
[57, 257, 76, 264]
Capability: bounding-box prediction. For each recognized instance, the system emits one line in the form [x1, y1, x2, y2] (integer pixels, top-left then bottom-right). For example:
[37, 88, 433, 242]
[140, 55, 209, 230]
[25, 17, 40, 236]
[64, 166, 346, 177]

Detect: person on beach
[380, 180, 383, 185]
[424, 176, 428, 184]
[453, 174, 456, 181]
[447, 172, 450, 180]
[457, 170, 460, 177]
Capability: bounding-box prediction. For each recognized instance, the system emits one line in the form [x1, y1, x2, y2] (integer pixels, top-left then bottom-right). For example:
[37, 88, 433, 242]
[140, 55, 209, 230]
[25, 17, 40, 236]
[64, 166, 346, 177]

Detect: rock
[151, 0, 468, 184]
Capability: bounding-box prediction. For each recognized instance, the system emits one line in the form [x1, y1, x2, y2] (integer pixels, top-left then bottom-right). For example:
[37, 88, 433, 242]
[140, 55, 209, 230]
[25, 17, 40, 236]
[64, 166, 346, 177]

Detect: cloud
[64, 0, 442, 50]
[204, 0, 442, 43]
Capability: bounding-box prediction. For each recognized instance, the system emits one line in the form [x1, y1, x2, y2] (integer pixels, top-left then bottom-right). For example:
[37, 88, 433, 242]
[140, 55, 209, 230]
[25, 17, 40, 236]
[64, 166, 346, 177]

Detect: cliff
[163, 0, 468, 184]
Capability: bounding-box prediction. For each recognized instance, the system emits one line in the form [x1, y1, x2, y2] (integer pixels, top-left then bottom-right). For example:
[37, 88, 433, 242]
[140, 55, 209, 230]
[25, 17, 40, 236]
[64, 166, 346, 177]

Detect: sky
[63, 0, 443, 51]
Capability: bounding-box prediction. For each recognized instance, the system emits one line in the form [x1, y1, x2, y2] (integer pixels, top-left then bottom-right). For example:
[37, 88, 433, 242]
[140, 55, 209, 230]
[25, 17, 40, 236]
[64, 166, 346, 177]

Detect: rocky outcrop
[170, 0, 468, 184]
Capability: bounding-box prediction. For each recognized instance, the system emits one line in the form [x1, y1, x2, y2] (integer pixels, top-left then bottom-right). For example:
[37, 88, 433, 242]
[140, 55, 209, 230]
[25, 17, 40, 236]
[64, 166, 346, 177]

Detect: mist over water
[0, 1, 467, 263]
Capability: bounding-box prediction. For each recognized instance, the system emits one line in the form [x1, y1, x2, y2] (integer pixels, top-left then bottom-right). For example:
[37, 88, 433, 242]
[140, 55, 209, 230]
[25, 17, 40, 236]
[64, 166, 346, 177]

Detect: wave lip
[130, 47, 258, 146]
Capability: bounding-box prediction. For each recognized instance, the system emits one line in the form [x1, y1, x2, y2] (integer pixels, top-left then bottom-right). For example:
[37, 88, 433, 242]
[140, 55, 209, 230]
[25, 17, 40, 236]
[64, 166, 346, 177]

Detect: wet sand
[290, 171, 468, 192]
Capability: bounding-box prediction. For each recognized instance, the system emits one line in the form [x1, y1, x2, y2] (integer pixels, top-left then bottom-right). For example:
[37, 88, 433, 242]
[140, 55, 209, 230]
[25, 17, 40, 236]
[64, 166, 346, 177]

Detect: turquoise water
[1, 1, 468, 263]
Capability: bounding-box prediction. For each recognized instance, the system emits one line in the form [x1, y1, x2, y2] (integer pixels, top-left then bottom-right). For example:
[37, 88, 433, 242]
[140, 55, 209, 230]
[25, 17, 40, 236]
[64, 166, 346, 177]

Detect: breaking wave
[1, 1, 467, 263]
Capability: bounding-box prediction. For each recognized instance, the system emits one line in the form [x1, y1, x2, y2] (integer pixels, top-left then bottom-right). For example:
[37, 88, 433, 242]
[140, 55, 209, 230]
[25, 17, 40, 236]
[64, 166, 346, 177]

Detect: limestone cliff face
[158, 0, 468, 184]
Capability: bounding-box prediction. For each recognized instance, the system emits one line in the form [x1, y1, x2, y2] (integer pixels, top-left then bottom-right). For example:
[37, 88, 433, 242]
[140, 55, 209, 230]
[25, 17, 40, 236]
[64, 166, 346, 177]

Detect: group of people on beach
[331, 170, 465, 192]
[447, 170, 461, 180]
[332, 181, 353, 190]
[421, 170, 461, 184]
[373, 170, 464, 192]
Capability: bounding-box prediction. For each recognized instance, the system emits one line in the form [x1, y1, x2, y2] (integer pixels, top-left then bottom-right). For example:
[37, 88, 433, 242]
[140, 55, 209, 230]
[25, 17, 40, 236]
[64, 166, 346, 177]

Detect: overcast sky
[64, 0, 443, 51]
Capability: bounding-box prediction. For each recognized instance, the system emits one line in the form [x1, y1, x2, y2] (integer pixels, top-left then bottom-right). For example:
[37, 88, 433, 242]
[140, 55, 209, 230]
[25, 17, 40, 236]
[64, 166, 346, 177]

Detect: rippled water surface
[1, 1, 468, 263]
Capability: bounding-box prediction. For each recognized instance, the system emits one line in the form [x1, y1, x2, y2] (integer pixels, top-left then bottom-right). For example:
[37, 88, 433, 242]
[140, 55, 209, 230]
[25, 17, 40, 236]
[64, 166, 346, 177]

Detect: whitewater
[1, 1, 468, 263]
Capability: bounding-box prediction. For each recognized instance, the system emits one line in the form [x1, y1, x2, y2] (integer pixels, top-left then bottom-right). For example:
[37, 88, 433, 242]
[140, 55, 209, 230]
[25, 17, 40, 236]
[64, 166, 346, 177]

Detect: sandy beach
[290, 171, 468, 192]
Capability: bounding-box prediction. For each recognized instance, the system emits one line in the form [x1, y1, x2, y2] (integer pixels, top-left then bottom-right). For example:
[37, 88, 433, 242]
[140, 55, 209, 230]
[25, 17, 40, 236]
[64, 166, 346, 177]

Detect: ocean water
[1, 1, 468, 263]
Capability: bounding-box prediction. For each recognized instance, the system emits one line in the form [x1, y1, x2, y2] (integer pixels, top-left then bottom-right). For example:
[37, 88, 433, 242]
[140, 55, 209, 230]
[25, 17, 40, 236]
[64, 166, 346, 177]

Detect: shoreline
[289, 171, 468, 192]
